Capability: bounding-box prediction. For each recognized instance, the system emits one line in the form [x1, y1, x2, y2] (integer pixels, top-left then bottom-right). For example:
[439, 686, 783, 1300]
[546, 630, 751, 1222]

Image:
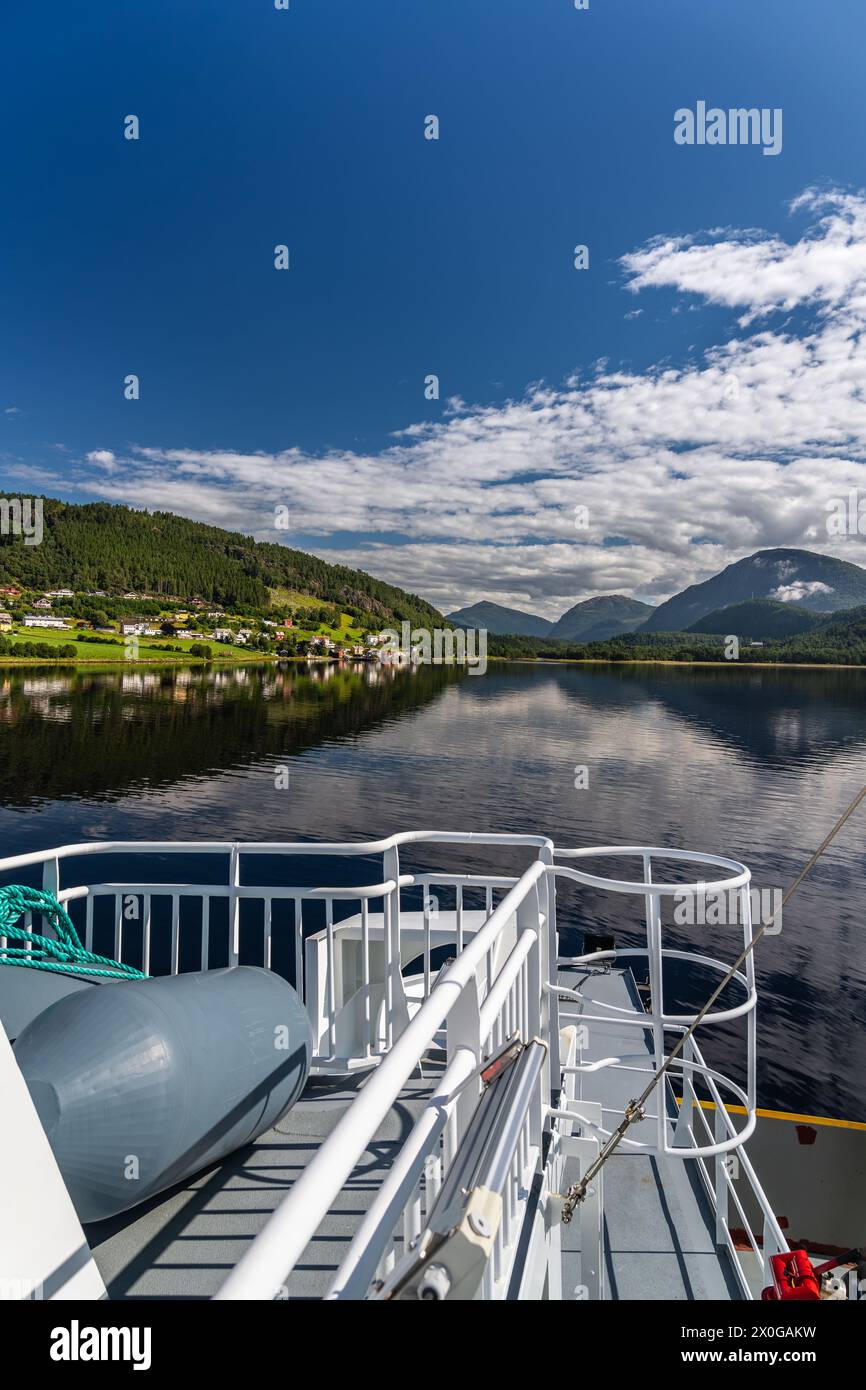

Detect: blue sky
[3, 1, 866, 616]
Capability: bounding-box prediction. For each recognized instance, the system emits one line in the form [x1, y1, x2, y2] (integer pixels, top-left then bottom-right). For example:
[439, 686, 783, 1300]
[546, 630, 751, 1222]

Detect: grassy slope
[1, 627, 253, 662]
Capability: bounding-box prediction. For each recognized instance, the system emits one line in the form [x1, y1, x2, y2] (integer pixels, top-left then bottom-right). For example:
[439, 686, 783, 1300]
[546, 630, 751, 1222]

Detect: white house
[24, 615, 68, 630]
[34, 598, 52, 610]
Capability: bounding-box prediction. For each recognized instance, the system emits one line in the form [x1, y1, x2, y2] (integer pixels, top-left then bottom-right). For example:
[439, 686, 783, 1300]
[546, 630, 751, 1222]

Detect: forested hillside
[686, 599, 824, 639]
[487, 605, 866, 664]
[0, 498, 444, 628]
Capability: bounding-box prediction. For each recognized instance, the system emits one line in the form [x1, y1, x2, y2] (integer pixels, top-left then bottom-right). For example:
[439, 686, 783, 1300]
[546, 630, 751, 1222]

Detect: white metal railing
[216, 857, 555, 1300]
[551, 845, 785, 1296]
[0, 832, 785, 1299]
[553, 846, 757, 1157]
[0, 832, 553, 1073]
[676, 1035, 789, 1299]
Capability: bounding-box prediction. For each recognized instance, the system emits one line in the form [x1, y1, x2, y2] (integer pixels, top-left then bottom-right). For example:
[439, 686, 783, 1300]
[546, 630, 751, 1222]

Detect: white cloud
[771, 580, 834, 603]
[86, 450, 117, 472]
[63, 186, 866, 617]
[621, 188, 866, 325]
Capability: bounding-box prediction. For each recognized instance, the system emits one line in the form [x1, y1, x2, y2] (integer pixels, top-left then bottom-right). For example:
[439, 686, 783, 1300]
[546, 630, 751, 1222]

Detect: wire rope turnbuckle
[558, 1097, 646, 1225]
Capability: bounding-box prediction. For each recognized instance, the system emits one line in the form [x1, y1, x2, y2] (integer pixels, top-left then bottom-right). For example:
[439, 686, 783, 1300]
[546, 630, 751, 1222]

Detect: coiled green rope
[0, 884, 146, 980]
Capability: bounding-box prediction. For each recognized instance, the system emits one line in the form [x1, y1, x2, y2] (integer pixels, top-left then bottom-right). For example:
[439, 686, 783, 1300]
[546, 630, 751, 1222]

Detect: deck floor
[86, 1066, 440, 1301]
[558, 966, 740, 1301]
[86, 968, 739, 1301]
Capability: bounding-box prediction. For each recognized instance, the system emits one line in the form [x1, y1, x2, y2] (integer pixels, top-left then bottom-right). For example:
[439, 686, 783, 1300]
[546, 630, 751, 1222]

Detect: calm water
[1, 659, 864, 1119]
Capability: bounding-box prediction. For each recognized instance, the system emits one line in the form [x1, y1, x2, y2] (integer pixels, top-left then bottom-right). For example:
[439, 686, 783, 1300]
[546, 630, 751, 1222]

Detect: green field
[320, 613, 365, 643]
[267, 587, 326, 612]
[0, 627, 256, 663]
[267, 592, 366, 644]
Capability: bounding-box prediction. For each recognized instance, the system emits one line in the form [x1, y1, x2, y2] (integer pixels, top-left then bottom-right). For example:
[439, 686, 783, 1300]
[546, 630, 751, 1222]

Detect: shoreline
[0, 655, 282, 668]
[1, 653, 864, 671]
[491, 657, 866, 670]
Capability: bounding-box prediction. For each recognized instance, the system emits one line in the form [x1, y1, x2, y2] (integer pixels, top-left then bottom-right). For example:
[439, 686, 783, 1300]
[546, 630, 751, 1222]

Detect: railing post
[761, 1213, 777, 1289]
[229, 843, 241, 966]
[714, 1103, 728, 1244]
[39, 857, 61, 948]
[562, 1124, 604, 1303]
[643, 853, 667, 1154]
[446, 979, 482, 1143]
[674, 1035, 696, 1146]
[539, 847, 559, 1110]
[521, 892, 544, 1153]
[382, 845, 408, 1047]
[741, 883, 757, 1116]
[41, 856, 60, 897]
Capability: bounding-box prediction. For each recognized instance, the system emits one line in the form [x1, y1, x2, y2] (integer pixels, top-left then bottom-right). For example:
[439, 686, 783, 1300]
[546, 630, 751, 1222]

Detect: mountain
[687, 599, 825, 640]
[548, 594, 655, 641]
[0, 497, 444, 629]
[446, 601, 553, 637]
[642, 549, 866, 632]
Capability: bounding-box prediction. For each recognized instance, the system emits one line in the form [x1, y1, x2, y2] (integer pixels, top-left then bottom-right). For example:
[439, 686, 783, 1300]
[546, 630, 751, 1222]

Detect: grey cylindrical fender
[13, 966, 312, 1223]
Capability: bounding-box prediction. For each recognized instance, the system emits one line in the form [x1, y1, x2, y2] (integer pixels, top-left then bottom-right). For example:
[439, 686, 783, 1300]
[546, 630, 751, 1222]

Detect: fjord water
[1, 659, 864, 1120]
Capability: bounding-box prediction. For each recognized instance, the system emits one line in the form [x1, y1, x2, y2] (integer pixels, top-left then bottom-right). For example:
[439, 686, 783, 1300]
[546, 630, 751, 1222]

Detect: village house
[34, 597, 52, 610]
[45, 589, 74, 598]
[0, 612, 12, 630]
[24, 615, 68, 630]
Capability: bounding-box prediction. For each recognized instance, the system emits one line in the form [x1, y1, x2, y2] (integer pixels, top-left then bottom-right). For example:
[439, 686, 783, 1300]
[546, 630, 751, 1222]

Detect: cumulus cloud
[64, 187, 866, 617]
[771, 580, 834, 603]
[621, 188, 866, 325]
[86, 450, 117, 472]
